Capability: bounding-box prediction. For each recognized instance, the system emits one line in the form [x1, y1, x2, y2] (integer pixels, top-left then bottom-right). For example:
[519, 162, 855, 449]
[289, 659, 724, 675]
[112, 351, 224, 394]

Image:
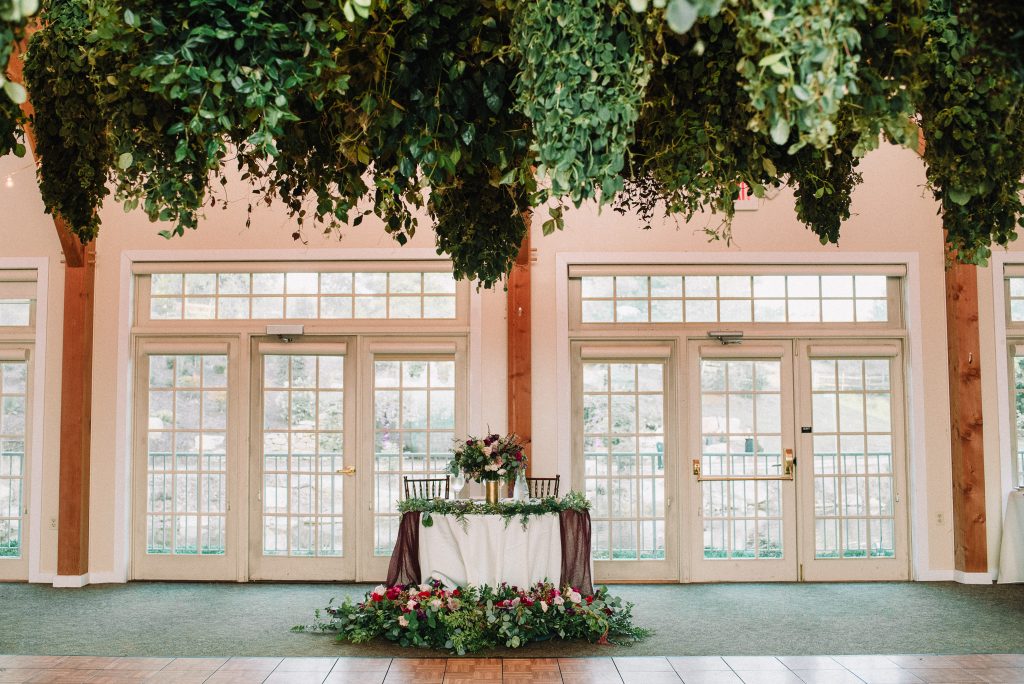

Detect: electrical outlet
[49, 518, 57, 530]
[936, 512, 944, 526]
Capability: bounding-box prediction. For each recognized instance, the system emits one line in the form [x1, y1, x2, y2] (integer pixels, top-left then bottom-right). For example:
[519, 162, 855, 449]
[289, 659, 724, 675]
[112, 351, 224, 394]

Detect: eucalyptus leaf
[666, 0, 699, 34]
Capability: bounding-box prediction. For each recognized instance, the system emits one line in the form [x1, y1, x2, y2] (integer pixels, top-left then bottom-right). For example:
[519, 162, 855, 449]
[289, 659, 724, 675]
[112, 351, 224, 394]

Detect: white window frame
[998, 263, 1024, 495]
[556, 251, 932, 582]
[0, 260, 46, 584]
[114, 249, 482, 584]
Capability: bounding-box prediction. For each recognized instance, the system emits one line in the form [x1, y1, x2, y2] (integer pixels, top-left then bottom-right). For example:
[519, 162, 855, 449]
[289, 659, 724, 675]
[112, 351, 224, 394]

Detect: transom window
[143, 269, 458, 322]
[0, 301, 30, 327]
[0, 271, 37, 328]
[1009, 277, 1024, 322]
[570, 266, 903, 326]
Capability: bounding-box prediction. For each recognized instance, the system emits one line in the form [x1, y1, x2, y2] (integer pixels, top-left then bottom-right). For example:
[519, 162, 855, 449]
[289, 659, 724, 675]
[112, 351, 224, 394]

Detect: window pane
[145, 354, 228, 556]
[582, 361, 666, 562]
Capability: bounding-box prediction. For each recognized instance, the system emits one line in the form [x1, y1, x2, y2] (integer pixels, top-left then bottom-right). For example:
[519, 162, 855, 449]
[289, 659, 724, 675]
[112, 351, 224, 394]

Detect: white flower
[373, 584, 386, 596]
[569, 590, 582, 604]
[540, 601, 549, 613]
[511, 597, 521, 607]
[398, 615, 409, 627]
[497, 468, 506, 475]
[406, 599, 418, 611]
[429, 598, 442, 610]
[448, 598, 461, 611]
[419, 583, 432, 592]
[485, 463, 497, 471]
[482, 445, 493, 456]
[553, 595, 564, 606]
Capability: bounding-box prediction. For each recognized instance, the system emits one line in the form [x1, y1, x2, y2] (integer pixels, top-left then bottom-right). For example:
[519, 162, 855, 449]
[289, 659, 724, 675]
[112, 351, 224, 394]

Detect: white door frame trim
[105, 248, 481, 585]
[0, 257, 49, 584]
[554, 250, 932, 581]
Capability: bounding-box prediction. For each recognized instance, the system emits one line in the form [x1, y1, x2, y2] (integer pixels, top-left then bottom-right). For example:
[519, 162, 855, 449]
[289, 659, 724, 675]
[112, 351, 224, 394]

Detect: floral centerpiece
[449, 432, 527, 503]
[295, 579, 649, 655]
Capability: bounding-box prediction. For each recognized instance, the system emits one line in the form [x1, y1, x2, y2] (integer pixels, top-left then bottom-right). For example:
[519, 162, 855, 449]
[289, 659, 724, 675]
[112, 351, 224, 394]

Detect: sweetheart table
[386, 497, 593, 594]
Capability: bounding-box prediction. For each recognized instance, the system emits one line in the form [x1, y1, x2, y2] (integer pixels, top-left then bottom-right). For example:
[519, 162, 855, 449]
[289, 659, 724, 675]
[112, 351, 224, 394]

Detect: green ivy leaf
[666, 0, 699, 34]
[769, 116, 791, 145]
[2, 81, 27, 104]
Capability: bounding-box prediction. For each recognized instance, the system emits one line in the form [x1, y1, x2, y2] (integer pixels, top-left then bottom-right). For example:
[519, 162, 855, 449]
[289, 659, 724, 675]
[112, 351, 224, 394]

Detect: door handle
[784, 448, 796, 477]
[335, 466, 356, 475]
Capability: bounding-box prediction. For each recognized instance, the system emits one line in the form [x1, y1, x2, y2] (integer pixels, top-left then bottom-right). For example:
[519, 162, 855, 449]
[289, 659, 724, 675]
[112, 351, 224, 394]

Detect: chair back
[526, 475, 560, 498]
[403, 476, 451, 500]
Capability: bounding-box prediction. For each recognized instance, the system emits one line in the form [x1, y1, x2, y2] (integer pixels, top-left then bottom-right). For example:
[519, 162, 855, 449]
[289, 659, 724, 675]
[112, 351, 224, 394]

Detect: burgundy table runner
[385, 509, 593, 595]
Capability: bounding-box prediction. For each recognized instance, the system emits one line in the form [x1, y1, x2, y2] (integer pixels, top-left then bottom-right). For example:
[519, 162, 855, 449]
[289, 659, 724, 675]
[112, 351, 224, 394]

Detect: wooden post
[508, 217, 532, 476]
[8, 27, 95, 579]
[57, 244, 95, 577]
[916, 128, 989, 575]
[945, 257, 989, 573]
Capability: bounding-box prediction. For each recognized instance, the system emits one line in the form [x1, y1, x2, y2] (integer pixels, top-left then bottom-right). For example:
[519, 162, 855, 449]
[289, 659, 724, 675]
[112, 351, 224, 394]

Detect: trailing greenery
[916, 1, 1024, 263]
[511, 0, 649, 213]
[295, 579, 648, 654]
[24, 0, 110, 238]
[400, 490, 591, 530]
[11, 0, 1024, 274]
[0, 0, 37, 158]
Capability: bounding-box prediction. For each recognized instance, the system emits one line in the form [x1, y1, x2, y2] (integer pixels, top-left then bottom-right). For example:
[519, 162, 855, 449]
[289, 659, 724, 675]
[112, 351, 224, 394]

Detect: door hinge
[799, 563, 804, 582]
[895, 492, 900, 504]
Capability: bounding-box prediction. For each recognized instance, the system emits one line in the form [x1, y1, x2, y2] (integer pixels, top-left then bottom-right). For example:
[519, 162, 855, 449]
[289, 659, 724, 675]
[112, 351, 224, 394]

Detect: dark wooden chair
[527, 475, 560, 498]
[403, 476, 450, 500]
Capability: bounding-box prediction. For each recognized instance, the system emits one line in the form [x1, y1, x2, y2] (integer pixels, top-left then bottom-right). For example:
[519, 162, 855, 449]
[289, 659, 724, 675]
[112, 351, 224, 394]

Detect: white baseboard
[29, 571, 55, 584]
[915, 569, 955, 581]
[953, 570, 994, 584]
[87, 571, 126, 584]
[52, 573, 90, 588]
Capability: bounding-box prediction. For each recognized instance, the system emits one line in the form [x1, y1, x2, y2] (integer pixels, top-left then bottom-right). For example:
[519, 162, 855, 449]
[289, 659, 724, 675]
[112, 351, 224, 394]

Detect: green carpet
[0, 582, 1022, 657]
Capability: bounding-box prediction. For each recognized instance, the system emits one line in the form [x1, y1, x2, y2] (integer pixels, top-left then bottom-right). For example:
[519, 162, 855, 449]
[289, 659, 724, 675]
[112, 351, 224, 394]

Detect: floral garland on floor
[295, 579, 649, 655]
[398, 491, 591, 530]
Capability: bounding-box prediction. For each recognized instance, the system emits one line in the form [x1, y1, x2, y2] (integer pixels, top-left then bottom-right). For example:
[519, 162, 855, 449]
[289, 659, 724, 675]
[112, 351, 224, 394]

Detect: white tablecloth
[998, 490, 1024, 583]
[418, 512, 562, 588]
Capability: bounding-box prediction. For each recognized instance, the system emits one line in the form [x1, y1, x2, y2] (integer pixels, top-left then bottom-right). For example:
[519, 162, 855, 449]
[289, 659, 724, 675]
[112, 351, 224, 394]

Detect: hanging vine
[10, 0, 1024, 281]
[916, 0, 1024, 263]
[511, 0, 650, 215]
[24, 0, 110, 239]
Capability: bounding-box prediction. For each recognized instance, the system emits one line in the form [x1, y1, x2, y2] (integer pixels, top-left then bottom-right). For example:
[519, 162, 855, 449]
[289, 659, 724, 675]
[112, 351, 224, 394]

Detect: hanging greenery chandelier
[2, 0, 1022, 286]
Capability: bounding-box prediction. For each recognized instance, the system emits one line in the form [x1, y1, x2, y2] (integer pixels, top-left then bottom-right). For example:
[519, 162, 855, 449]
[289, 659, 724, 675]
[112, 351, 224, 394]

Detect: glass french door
[360, 339, 466, 579]
[133, 341, 238, 580]
[796, 341, 909, 581]
[573, 343, 677, 581]
[688, 341, 798, 581]
[0, 349, 29, 580]
[248, 339, 356, 580]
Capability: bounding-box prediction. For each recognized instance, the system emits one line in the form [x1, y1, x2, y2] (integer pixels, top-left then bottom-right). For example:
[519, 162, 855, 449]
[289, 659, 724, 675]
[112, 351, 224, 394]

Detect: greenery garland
[296, 579, 648, 654]
[399, 491, 591, 530]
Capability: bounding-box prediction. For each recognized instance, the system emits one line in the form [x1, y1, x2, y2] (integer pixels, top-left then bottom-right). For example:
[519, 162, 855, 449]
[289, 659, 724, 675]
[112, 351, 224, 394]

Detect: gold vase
[485, 480, 500, 504]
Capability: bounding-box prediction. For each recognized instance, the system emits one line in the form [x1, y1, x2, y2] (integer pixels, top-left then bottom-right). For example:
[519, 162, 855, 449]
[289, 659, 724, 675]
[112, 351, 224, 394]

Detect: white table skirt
[418, 512, 563, 588]
[998, 490, 1024, 583]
